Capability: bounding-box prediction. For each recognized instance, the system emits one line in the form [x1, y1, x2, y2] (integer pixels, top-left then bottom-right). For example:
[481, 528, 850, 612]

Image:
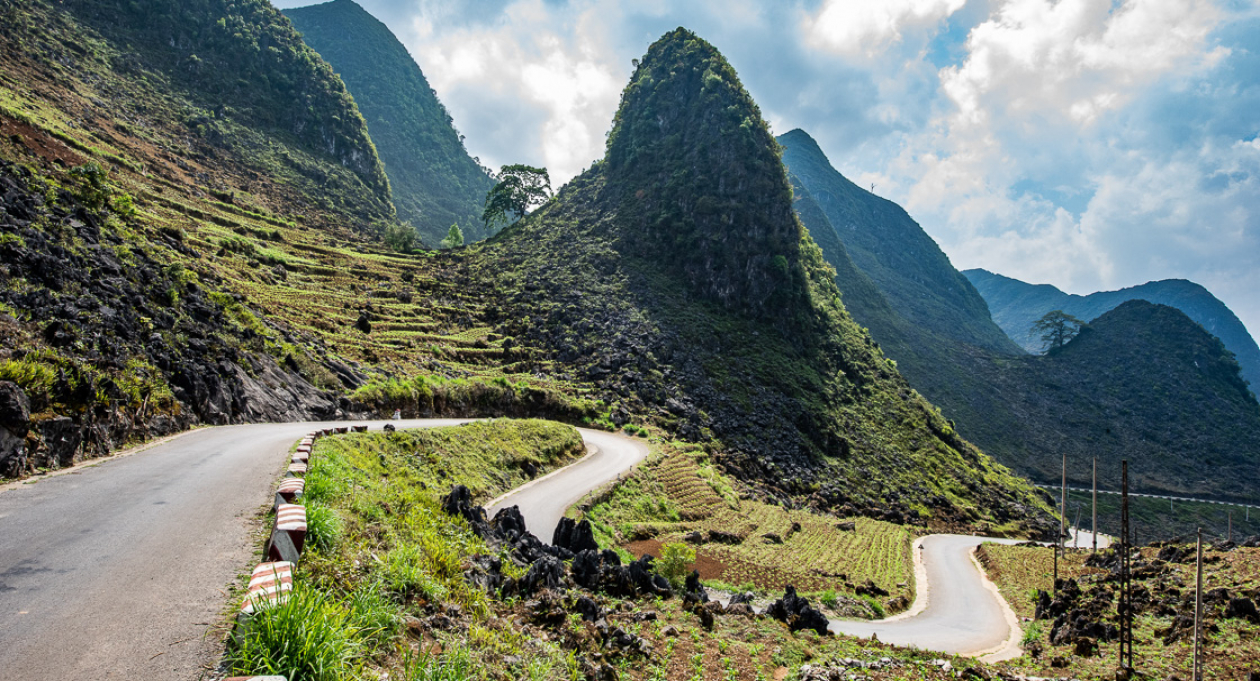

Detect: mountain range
[965, 269, 1260, 396]
[779, 128, 1260, 509]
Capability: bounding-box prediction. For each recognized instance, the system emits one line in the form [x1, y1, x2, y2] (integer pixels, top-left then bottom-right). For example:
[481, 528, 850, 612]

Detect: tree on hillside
[482, 164, 551, 231]
[1032, 310, 1086, 353]
[382, 221, 416, 253]
[439, 224, 464, 249]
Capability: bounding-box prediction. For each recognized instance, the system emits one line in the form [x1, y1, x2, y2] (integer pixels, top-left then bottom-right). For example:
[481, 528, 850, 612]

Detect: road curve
[828, 535, 1024, 658]
[488, 428, 650, 540]
[0, 418, 468, 681]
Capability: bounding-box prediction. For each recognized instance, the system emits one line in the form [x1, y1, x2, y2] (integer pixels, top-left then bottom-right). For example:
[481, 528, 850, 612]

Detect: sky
[273, 0, 1260, 342]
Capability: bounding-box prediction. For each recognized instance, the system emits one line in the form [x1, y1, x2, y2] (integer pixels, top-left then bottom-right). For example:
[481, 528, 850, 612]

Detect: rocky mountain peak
[601, 28, 807, 322]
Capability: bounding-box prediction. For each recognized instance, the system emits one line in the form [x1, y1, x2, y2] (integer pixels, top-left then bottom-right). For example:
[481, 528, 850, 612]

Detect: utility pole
[1118, 460, 1133, 675]
[1092, 457, 1098, 553]
[1061, 452, 1067, 559]
[1194, 528, 1203, 681]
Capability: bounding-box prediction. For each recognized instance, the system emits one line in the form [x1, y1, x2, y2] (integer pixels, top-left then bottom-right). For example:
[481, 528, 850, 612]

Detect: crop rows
[613, 451, 914, 604]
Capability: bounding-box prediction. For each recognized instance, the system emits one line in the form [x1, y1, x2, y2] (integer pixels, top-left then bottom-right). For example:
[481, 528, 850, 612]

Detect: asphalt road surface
[828, 535, 1023, 657]
[488, 427, 650, 540]
[0, 418, 468, 681]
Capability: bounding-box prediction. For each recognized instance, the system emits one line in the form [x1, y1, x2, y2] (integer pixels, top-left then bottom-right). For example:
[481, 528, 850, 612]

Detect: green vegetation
[659, 542, 696, 589]
[438, 224, 464, 250]
[1030, 309, 1085, 353]
[56, 0, 393, 220]
[283, 0, 494, 244]
[585, 444, 916, 616]
[481, 164, 552, 232]
[228, 421, 583, 678]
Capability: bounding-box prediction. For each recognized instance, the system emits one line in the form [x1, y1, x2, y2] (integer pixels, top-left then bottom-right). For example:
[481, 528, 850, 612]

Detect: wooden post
[1228, 511, 1232, 543]
[1194, 528, 1203, 681]
[1092, 457, 1098, 554]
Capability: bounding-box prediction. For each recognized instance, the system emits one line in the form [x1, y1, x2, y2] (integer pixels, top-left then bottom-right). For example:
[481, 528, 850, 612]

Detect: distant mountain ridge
[964, 269, 1260, 395]
[779, 129, 1021, 356]
[779, 127, 1260, 514]
[284, 0, 495, 245]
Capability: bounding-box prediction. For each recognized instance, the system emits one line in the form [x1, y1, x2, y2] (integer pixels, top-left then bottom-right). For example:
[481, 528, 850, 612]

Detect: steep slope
[284, 0, 495, 245]
[778, 128, 1260, 516]
[779, 129, 1021, 355]
[978, 301, 1260, 502]
[466, 29, 1053, 535]
[965, 269, 1260, 395]
[56, 0, 394, 221]
[0, 0, 401, 475]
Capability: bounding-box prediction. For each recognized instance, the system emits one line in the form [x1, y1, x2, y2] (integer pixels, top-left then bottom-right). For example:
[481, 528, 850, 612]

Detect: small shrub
[819, 588, 838, 609]
[659, 541, 695, 589]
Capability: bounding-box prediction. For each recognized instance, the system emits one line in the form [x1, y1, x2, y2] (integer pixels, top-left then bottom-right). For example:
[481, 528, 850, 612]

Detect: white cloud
[803, 0, 967, 57]
[398, 0, 629, 183]
[939, 0, 1226, 128]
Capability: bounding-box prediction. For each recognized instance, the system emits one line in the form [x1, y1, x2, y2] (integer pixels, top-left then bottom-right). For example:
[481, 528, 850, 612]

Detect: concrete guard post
[239, 561, 294, 616]
[276, 477, 304, 502]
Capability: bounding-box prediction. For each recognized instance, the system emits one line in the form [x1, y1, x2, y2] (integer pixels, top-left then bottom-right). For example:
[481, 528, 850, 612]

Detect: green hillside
[464, 29, 1054, 534]
[284, 0, 495, 246]
[779, 129, 1021, 355]
[54, 0, 394, 221]
[976, 300, 1260, 503]
[965, 268, 1260, 396]
[780, 128, 1260, 519]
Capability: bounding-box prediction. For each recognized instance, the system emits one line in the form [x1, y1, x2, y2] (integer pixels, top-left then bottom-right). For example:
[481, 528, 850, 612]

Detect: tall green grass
[226, 583, 361, 681]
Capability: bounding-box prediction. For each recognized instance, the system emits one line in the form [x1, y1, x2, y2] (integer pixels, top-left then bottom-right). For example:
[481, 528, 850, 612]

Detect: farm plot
[587, 446, 916, 610]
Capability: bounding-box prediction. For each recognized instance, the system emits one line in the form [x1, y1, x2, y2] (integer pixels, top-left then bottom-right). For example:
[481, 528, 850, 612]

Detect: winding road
[1, 418, 1069, 679]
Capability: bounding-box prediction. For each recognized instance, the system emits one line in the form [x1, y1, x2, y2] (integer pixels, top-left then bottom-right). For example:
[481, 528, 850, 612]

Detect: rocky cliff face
[603, 29, 809, 328]
[0, 161, 350, 478]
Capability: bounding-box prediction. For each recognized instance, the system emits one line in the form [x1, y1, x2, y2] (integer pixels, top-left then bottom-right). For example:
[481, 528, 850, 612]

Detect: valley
[0, 0, 1257, 679]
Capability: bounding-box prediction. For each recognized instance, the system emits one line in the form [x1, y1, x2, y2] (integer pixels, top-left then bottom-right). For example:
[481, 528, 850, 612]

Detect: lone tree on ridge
[1032, 309, 1086, 353]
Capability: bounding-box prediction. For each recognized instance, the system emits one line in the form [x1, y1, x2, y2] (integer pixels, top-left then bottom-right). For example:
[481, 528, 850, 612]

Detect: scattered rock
[1224, 597, 1260, 624]
[766, 586, 830, 636]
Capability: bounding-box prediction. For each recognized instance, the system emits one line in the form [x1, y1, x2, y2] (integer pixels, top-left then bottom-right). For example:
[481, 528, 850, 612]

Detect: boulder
[1225, 597, 1260, 624]
[552, 517, 599, 554]
[767, 586, 830, 636]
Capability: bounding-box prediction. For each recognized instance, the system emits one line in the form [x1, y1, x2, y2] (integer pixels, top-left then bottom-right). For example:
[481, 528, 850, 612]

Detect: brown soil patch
[1, 114, 87, 167]
[623, 539, 729, 580]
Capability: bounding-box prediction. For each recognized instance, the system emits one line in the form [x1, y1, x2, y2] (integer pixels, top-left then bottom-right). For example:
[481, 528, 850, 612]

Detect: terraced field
[586, 446, 916, 610]
[99, 157, 599, 414]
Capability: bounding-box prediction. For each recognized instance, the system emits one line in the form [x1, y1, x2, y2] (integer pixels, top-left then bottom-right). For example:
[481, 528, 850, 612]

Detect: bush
[303, 502, 342, 553]
[658, 541, 695, 589]
[384, 221, 416, 252]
